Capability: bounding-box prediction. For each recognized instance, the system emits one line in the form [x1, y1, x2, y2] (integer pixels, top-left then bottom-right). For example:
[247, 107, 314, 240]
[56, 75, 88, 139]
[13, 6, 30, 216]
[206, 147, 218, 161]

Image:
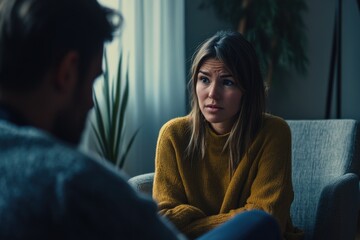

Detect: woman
[153, 30, 303, 239]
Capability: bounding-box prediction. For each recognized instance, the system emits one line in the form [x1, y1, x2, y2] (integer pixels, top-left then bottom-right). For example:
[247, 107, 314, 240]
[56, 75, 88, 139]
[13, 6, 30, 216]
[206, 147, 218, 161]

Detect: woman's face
[196, 58, 243, 135]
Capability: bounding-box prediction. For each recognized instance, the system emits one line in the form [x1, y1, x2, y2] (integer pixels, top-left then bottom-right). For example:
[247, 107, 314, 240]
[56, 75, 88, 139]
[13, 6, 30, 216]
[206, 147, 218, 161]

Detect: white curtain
[81, 0, 186, 177]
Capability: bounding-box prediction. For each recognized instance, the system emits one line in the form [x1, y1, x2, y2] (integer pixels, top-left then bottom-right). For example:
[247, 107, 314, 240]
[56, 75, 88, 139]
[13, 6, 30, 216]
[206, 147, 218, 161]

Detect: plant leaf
[103, 51, 112, 139]
[118, 128, 140, 168]
[92, 92, 111, 159]
[110, 53, 123, 161]
[90, 121, 107, 156]
[92, 48, 138, 169]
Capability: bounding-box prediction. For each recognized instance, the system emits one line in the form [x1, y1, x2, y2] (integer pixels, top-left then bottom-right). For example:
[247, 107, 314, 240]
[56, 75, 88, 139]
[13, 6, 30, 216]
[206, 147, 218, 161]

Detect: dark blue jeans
[196, 210, 281, 240]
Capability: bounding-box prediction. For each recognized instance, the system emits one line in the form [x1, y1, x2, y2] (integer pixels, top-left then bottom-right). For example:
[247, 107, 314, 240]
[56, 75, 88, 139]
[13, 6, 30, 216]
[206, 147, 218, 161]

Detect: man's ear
[54, 51, 79, 93]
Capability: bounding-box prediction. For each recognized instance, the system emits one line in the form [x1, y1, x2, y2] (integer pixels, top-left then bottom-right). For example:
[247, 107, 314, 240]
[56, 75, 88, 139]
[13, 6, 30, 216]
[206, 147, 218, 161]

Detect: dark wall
[185, 0, 360, 120]
[184, 0, 230, 85]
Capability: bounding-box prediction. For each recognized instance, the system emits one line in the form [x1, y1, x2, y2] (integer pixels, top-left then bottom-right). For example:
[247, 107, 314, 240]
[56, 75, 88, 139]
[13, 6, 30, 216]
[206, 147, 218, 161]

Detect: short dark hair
[0, 0, 121, 91]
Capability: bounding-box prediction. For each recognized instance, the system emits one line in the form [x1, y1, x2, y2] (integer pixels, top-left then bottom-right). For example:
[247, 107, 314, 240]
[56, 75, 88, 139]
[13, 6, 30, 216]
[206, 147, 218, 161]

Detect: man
[0, 0, 183, 238]
[0, 0, 281, 239]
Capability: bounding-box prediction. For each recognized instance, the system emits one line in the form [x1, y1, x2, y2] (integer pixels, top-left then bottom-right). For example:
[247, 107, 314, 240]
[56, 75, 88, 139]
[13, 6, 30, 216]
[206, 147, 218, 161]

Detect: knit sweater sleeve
[182, 117, 293, 238]
[153, 119, 207, 231]
[245, 117, 293, 233]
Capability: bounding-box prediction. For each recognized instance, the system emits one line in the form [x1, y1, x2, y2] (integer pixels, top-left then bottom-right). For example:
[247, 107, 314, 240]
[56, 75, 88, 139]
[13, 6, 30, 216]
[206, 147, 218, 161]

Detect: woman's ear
[53, 51, 79, 94]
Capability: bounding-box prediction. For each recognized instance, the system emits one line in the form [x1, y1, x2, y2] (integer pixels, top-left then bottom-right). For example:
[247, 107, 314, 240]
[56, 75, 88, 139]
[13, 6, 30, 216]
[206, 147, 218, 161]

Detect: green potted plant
[199, 0, 308, 90]
[90, 50, 139, 169]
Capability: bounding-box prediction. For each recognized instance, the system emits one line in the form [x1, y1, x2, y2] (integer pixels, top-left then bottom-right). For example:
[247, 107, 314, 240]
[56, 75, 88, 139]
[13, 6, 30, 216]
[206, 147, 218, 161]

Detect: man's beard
[52, 105, 88, 146]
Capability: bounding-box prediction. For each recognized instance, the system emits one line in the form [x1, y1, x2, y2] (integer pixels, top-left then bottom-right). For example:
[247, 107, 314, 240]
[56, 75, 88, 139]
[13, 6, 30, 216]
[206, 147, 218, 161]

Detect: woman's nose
[208, 83, 220, 99]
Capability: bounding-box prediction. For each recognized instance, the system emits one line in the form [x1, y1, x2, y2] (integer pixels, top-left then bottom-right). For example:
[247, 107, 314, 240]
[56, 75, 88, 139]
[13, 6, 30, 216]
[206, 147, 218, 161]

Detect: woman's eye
[199, 76, 209, 83]
[223, 79, 235, 86]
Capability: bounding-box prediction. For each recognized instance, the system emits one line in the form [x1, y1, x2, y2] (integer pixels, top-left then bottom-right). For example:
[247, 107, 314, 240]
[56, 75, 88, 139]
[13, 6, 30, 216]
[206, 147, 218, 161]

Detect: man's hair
[0, 0, 121, 91]
[187, 30, 266, 173]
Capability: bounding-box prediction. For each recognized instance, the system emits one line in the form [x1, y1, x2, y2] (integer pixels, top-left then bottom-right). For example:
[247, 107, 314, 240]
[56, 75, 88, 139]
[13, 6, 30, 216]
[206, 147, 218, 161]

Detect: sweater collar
[206, 123, 230, 137]
[205, 123, 229, 149]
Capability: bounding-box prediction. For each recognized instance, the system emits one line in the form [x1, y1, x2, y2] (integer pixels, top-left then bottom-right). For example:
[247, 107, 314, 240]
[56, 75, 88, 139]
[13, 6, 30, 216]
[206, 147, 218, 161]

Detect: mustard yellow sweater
[153, 114, 303, 239]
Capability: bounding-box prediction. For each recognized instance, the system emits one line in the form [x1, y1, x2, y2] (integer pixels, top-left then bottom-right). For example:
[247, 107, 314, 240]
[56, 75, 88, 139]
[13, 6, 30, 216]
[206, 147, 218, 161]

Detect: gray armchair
[287, 119, 360, 240]
[128, 119, 360, 240]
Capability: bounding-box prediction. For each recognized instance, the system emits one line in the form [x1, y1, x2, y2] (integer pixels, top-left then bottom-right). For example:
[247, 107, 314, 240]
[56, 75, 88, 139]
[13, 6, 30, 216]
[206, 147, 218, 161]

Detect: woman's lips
[205, 104, 223, 113]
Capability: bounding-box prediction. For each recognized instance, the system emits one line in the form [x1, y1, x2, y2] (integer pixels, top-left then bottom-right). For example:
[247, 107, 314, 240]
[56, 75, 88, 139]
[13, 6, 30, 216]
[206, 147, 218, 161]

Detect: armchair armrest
[313, 173, 359, 240]
[128, 172, 155, 196]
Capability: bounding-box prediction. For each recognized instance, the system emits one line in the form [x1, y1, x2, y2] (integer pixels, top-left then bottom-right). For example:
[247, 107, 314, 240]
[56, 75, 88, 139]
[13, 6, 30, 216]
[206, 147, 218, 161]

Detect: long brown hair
[187, 30, 265, 173]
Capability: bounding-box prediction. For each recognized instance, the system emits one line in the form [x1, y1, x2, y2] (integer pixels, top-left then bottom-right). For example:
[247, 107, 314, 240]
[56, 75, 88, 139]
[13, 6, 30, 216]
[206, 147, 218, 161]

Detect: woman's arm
[153, 122, 207, 231]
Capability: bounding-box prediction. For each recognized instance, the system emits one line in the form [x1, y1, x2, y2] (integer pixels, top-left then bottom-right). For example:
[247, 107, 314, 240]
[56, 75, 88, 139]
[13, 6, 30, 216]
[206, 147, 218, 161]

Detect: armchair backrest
[286, 119, 360, 240]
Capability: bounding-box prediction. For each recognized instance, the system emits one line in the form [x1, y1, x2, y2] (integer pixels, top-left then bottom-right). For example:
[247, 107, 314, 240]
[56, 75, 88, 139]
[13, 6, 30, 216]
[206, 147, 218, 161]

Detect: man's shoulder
[0, 120, 100, 174]
[0, 119, 131, 202]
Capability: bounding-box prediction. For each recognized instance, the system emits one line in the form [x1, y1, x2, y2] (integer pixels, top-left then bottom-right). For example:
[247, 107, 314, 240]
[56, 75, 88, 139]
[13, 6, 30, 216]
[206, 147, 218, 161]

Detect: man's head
[0, 0, 121, 144]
